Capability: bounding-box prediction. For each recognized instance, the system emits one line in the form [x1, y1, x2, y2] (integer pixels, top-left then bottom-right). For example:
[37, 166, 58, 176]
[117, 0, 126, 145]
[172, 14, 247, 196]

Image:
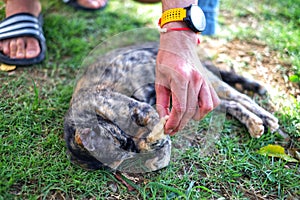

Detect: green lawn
[0, 0, 299, 199]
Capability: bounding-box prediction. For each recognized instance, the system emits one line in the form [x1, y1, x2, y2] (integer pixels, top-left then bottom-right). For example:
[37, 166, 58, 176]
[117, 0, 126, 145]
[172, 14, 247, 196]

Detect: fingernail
[167, 129, 174, 135]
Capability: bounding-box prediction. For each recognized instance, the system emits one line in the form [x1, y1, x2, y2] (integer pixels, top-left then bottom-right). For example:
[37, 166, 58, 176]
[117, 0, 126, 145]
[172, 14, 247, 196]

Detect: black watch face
[190, 5, 206, 32]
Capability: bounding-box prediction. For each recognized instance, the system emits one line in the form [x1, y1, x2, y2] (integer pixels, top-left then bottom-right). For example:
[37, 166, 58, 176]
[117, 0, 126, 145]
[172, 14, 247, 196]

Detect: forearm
[161, 0, 197, 11]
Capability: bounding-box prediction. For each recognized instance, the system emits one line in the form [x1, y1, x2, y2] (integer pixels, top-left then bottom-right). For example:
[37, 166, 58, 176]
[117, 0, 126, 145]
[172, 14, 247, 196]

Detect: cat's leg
[203, 60, 267, 95]
[218, 100, 264, 138]
[64, 117, 115, 170]
[220, 84, 279, 133]
[64, 88, 171, 172]
[206, 68, 279, 136]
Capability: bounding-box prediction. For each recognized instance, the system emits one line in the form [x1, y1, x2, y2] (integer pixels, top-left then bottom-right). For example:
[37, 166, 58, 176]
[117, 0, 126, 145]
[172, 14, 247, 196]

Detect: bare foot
[134, 0, 161, 3]
[77, 0, 107, 9]
[0, 0, 42, 60]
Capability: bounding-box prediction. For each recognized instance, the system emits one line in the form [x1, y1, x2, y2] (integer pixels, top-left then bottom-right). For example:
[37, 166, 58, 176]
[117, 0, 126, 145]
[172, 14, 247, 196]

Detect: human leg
[134, 0, 160, 3]
[63, 0, 108, 11]
[198, 0, 219, 35]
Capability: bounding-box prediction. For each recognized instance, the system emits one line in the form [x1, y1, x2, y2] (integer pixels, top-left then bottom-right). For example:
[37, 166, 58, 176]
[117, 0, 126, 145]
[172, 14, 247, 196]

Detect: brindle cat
[64, 42, 279, 173]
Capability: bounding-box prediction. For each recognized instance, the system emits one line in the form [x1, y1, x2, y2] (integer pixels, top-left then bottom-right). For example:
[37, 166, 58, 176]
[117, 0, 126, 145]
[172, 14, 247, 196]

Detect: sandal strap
[0, 13, 46, 66]
[0, 13, 45, 42]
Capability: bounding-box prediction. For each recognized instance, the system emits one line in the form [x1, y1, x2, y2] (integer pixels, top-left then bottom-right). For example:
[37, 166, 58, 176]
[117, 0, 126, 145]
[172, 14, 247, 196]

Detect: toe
[16, 38, 26, 58]
[25, 37, 40, 59]
[9, 39, 17, 58]
[98, 0, 107, 7]
[2, 40, 10, 56]
[78, 0, 106, 9]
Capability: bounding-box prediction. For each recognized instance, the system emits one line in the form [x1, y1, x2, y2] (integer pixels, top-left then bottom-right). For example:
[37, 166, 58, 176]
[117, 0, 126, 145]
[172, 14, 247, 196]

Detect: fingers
[164, 90, 187, 135]
[164, 77, 220, 135]
[210, 84, 221, 108]
[164, 77, 198, 135]
[193, 81, 213, 120]
[173, 73, 201, 132]
[155, 84, 171, 118]
[156, 80, 191, 135]
[193, 81, 220, 120]
[155, 50, 220, 135]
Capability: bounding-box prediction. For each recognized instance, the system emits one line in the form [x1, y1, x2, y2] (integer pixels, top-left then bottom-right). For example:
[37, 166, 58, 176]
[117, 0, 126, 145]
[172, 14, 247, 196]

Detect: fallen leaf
[257, 144, 299, 162]
[0, 63, 16, 71]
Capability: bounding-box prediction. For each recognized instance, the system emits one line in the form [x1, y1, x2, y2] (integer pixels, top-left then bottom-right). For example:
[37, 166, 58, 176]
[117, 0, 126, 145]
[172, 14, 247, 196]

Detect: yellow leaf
[257, 144, 299, 163]
[0, 63, 16, 71]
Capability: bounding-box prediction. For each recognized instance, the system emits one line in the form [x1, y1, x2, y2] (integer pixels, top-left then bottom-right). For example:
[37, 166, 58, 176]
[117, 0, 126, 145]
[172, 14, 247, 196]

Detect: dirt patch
[199, 37, 299, 99]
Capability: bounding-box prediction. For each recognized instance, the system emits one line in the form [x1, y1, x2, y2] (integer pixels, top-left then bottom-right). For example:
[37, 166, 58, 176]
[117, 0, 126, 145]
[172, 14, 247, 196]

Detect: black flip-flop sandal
[0, 13, 46, 66]
[63, 0, 108, 11]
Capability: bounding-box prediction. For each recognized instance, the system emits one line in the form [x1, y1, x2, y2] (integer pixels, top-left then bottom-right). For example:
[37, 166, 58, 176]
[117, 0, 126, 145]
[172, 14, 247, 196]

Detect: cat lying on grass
[64, 42, 279, 173]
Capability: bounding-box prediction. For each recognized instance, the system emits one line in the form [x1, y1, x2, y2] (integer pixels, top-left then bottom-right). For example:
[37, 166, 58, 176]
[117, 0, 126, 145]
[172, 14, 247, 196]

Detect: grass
[219, 0, 300, 84]
[0, 0, 299, 199]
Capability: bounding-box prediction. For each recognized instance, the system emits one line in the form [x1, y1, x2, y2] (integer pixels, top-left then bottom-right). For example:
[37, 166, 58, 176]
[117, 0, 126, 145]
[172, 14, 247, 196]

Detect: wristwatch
[160, 4, 206, 33]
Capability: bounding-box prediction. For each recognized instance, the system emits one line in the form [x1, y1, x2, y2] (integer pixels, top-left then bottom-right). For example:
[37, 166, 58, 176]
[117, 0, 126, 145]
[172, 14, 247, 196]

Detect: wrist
[159, 23, 198, 43]
[162, 21, 188, 29]
[158, 30, 201, 71]
[159, 30, 199, 52]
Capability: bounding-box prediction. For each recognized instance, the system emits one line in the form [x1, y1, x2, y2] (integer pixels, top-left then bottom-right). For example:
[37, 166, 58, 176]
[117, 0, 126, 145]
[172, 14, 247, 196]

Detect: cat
[64, 42, 279, 173]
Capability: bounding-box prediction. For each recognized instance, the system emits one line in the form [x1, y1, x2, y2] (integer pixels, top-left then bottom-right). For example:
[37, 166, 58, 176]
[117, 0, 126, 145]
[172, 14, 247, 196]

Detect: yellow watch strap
[160, 8, 187, 28]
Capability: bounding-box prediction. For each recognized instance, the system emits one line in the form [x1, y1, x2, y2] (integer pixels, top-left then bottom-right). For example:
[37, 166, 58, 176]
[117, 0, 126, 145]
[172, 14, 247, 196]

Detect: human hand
[155, 31, 220, 135]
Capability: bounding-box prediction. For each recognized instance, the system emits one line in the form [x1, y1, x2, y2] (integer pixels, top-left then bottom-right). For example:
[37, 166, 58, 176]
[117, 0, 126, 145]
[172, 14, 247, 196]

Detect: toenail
[17, 52, 24, 57]
[27, 50, 36, 56]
